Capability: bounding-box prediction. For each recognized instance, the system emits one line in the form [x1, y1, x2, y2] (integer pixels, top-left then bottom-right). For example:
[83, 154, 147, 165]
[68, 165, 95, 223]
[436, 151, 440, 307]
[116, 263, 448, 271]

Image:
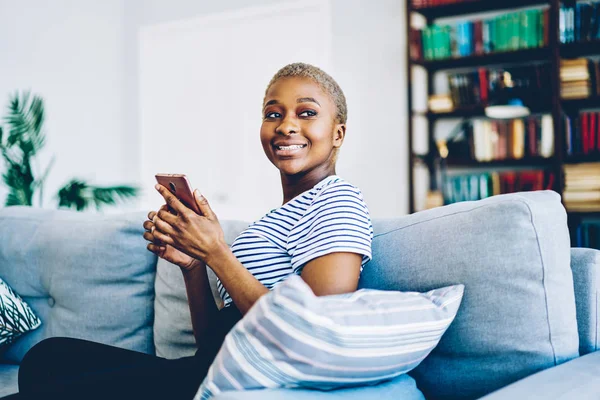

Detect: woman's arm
[300, 252, 363, 295]
[205, 242, 269, 315]
[145, 208, 220, 347]
[180, 259, 221, 346]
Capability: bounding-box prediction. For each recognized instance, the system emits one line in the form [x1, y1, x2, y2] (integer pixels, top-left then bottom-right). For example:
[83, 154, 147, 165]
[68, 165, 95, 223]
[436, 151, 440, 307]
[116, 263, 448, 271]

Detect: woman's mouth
[273, 144, 307, 156]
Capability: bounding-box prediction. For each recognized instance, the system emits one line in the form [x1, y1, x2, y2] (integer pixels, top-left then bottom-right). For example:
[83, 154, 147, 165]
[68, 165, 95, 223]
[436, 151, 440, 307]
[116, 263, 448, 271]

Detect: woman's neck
[280, 167, 336, 205]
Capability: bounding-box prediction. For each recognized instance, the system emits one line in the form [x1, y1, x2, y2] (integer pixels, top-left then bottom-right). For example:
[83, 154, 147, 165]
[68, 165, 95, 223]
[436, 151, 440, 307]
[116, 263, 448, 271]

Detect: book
[565, 111, 600, 155]
[560, 2, 600, 44]
[415, 8, 547, 61]
[443, 170, 550, 204]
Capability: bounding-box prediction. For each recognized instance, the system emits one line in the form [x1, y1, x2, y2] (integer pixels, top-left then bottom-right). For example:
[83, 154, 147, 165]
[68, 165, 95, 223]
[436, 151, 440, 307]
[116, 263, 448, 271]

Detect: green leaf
[0, 91, 46, 206]
[57, 180, 138, 211]
[4, 91, 46, 156]
[57, 179, 89, 211]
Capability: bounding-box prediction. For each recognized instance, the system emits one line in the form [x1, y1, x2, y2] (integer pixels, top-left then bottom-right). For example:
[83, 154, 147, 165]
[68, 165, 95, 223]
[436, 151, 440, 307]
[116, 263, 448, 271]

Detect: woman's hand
[149, 185, 227, 267]
[143, 206, 201, 271]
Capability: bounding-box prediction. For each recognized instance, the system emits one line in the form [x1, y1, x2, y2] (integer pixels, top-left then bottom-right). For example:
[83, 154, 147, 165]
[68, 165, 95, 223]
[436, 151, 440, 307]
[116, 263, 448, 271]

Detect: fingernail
[155, 184, 160, 190]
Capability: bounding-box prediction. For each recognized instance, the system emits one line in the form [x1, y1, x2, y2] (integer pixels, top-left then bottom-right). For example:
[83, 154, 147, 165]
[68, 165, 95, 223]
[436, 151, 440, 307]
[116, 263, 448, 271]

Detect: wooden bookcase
[406, 0, 600, 244]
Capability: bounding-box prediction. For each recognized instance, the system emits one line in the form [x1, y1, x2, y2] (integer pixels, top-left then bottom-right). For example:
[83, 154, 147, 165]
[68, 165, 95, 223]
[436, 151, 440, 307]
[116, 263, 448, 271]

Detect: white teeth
[276, 144, 305, 150]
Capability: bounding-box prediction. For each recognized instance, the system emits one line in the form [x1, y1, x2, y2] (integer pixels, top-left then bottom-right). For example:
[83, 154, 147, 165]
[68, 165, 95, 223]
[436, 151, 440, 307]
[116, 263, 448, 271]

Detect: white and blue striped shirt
[217, 175, 373, 308]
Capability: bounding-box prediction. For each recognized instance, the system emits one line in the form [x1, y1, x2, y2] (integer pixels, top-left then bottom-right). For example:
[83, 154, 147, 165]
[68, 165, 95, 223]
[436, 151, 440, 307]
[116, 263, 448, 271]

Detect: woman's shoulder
[314, 176, 366, 203]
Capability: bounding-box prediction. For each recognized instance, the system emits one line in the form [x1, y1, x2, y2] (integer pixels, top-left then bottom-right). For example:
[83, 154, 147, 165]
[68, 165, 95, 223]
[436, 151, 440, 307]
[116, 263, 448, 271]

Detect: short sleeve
[289, 182, 373, 274]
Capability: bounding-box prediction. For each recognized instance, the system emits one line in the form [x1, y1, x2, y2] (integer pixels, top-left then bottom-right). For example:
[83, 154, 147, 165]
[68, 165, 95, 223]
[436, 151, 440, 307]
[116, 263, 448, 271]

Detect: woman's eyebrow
[264, 99, 279, 109]
[263, 97, 321, 110]
[297, 97, 320, 106]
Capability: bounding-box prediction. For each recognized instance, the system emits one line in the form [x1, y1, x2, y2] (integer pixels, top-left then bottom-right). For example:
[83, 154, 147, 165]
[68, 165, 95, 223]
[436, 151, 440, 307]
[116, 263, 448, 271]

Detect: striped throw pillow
[0, 277, 42, 349]
[195, 276, 464, 399]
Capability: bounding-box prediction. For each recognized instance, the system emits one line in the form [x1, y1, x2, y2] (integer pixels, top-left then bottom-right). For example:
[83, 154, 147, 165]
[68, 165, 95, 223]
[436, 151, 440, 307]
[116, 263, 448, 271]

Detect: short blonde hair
[264, 63, 347, 124]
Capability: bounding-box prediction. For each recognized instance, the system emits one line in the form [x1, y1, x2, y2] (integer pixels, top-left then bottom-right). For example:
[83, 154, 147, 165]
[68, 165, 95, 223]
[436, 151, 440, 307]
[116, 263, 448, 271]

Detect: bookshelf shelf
[413, 0, 549, 20]
[568, 211, 600, 216]
[564, 155, 600, 164]
[561, 41, 600, 59]
[427, 106, 485, 120]
[414, 47, 552, 72]
[427, 104, 553, 120]
[445, 157, 556, 168]
[562, 96, 600, 110]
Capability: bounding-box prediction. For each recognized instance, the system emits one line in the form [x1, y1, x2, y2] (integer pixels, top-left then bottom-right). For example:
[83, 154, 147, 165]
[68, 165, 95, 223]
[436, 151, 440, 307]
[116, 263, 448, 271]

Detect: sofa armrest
[571, 248, 600, 355]
[480, 351, 600, 400]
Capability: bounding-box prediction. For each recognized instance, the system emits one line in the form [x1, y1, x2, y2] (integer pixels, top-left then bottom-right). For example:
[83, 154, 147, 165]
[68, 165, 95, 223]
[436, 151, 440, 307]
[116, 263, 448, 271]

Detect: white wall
[0, 0, 131, 208]
[126, 0, 409, 218]
[0, 0, 410, 217]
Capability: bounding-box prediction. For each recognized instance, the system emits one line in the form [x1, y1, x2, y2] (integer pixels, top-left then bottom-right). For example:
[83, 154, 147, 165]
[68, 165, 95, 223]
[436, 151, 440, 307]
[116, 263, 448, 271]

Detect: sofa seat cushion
[480, 350, 600, 400]
[360, 191, 579, 399]
[0, 364, 19, 397]
[0, 207, 158, 363]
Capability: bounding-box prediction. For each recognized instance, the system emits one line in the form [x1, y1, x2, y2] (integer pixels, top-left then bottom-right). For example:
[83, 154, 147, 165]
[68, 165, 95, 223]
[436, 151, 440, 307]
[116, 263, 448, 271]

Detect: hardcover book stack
[559, 2, 600, 43]
[560, 58, 600, 99]
[563, 163, 600, 211]
[444, 65, 552, 108]
[443, 170, 552, 204]
[415, 9, 549, 61]
[428, 94, 454, 113]
[565, 111, 600, 155]
[468, 115, 554, 161]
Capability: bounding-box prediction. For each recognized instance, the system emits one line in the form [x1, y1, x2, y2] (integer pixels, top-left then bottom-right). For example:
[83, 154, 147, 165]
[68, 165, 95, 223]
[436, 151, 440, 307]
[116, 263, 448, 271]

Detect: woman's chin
[275, 161, 306, 176]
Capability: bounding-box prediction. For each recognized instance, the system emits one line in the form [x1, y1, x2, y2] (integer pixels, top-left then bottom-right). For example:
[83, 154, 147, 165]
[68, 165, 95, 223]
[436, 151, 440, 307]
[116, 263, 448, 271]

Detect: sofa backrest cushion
[0, 207, 157, 363]
[359, 191, 579, 400]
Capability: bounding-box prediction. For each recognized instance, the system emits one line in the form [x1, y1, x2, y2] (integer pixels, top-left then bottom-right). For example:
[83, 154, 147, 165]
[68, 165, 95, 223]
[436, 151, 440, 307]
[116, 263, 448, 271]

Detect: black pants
[3, 305, 242, 400]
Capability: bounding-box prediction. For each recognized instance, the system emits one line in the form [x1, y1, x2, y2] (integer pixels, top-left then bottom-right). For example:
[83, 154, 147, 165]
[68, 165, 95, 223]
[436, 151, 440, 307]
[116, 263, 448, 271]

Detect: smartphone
[155, 173, 201, 215]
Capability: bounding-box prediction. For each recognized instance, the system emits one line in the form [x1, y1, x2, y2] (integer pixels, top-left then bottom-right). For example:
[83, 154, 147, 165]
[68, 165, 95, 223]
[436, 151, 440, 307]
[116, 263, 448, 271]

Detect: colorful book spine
[415, 9, 548, 61]
[565, 111, 600, 156]
[560, 2, 600, 44]
[443, 170, 551, 204]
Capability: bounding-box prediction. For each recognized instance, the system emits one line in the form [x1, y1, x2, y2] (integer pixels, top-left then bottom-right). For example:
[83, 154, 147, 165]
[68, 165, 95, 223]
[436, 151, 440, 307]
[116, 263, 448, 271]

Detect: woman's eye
[265, 112, 281, 119]
[298, 110, 317, 117]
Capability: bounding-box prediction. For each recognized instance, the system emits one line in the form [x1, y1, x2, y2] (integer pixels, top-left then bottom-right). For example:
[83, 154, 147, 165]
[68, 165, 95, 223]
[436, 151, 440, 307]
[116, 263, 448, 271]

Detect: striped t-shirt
[217, 175, 373, 308]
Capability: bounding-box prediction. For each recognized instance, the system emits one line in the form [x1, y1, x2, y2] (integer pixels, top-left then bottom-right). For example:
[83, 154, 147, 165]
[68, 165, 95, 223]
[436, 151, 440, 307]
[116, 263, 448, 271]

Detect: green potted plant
[0, 91, 138, 211]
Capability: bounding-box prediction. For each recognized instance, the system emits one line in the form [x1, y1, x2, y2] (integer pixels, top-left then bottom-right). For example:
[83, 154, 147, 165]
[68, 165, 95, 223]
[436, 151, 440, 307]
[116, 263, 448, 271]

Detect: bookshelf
[406, 0, 600, 247]
[413, 47, 553, 71]
[413, 0, 550, 19]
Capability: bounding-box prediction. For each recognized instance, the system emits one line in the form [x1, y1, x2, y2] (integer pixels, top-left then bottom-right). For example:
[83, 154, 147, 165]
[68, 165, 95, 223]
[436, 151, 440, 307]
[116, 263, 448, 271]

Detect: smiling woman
[8, 63, 373, 400]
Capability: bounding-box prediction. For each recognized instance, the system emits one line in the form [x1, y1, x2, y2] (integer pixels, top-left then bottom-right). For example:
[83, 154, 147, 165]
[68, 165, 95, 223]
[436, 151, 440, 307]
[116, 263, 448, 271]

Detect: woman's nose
[276, 115, 299, 135]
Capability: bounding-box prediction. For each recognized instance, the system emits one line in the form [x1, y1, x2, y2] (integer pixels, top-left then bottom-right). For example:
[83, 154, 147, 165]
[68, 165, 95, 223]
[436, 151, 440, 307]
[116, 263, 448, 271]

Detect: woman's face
[260, 77, 345, 177]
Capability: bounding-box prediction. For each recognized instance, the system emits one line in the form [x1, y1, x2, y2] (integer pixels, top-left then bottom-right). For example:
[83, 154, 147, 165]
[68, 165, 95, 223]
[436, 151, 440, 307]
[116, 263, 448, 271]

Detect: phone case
[155, 174, 201, 215]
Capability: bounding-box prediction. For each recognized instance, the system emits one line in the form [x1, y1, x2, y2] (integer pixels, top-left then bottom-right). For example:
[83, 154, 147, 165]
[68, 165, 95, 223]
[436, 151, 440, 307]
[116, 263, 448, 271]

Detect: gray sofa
[1, 190, 599, 399]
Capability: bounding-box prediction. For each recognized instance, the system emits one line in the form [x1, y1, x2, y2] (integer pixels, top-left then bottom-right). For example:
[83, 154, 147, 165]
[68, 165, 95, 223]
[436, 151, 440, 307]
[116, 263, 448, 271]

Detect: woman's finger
[157, 208, 178, 225]
[152, 228, 175, 246]
[148, 211, 156, 221]
[147, 243, 166, 256]
[155, 185, 188, 216]
[143, 220, 153, 232]
[153, 216, 175, 236]
[143, 231, 166, 246]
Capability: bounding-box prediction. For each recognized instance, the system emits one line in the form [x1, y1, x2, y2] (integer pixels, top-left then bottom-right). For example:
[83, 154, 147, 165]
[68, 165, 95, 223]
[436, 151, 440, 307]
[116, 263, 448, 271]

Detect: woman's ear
[333, 124, 346, 148]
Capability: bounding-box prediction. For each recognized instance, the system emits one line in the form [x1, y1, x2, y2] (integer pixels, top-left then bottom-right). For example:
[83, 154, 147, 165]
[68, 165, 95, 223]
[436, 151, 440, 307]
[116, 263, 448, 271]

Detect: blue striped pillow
[195, 276, 464, 399]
